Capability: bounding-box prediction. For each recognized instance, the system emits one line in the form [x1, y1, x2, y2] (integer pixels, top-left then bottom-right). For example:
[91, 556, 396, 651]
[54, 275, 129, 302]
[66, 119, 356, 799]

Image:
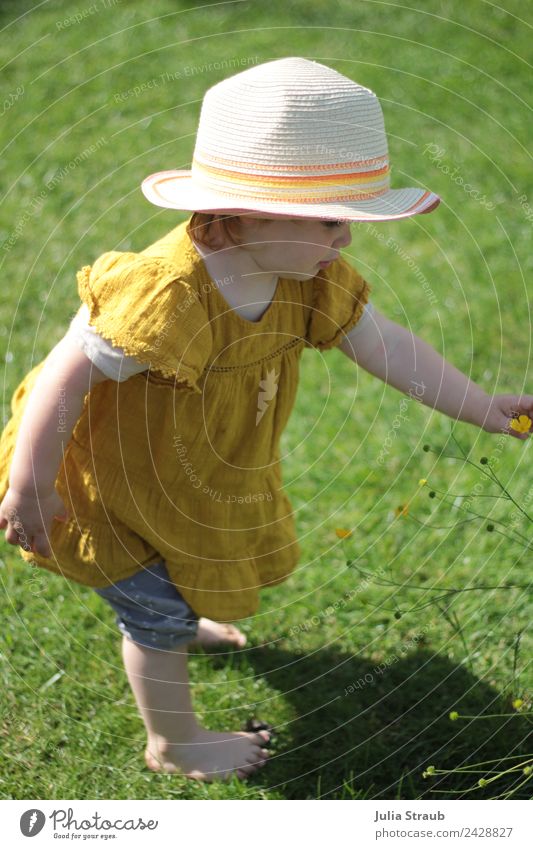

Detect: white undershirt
[66, 294, 374, 382]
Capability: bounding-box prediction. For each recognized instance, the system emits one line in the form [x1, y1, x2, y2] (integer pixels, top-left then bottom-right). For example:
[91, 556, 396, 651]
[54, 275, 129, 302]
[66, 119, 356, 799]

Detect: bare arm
[339, 309, 533, 436]
[0, 335, 109, 557]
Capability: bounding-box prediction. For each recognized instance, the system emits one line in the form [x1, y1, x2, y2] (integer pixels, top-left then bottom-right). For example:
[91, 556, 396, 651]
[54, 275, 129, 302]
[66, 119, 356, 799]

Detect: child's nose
[334, 224, 352, 249]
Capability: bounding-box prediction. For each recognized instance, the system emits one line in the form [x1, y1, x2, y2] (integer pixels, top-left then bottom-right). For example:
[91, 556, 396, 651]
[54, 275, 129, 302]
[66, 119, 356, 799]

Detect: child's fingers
[31, 532, 51, 558]
[4, 524, 23, 547]
[508, 396, 533, 415]
[508, 430, 529, 440]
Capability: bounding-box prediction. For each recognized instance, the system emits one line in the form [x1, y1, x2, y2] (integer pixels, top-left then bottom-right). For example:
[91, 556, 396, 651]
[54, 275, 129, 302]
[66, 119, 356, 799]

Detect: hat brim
[141, 170, 440, 222]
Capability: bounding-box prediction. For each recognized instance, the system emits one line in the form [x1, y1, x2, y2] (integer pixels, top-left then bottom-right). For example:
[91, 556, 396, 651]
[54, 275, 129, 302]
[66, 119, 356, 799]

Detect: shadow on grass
[209, 644, 532, 800]
[2, 567, 531, 800]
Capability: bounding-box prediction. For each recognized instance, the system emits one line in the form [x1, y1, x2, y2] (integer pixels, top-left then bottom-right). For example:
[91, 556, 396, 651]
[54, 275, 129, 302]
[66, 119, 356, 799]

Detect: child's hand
[482, 394, 533, 439]
[0, 487, 69, 558]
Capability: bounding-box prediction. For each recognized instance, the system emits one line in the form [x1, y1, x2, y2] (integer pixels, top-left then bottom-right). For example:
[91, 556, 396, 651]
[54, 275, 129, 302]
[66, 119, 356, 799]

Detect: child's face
[236, 215, 352, 280]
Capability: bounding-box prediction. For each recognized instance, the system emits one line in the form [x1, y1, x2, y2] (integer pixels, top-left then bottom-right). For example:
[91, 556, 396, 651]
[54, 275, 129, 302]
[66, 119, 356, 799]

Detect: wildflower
[449, 711, 459, 721]
[512, 698, 524, 710]
[335, 528, 352, 539]
[395, 504, 409, 517]
[423, 765, 435, 777]
[423, 444, 430, 452]
[418, 478, 427, 486]
[478, 778, 488, 788]
[429, 491, 436, 499]
[480, 456, 488, 465]
[486, 524, 494, 533]
[523, 766, 532, 776]
[509, 414, 532, 434]
[394, 610, 402, 620]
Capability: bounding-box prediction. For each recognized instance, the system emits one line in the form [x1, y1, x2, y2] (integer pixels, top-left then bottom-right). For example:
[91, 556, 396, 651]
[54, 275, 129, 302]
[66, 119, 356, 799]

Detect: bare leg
[121, 636, 270, 781]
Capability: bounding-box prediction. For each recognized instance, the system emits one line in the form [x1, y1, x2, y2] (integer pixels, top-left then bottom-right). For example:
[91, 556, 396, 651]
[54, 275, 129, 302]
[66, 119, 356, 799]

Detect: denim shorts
[94, 560, 199, 650]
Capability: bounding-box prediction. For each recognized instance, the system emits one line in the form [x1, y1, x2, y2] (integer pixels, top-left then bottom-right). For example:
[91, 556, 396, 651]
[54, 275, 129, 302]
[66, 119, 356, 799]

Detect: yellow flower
[512, 698, 524, 710]
[449, 711, 459, 721]
[395, 504, 409, 517]
[418, 478, 427, 486]
[509, 414, 532, 433]
[335, 528, 353, 539]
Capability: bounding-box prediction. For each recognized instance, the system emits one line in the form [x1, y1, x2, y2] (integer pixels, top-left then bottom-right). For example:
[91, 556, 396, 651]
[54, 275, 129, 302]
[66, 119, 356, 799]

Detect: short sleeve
[66, 304, 150, 382]
[76, 251, 213, 393]
[305, 257, 371, 350]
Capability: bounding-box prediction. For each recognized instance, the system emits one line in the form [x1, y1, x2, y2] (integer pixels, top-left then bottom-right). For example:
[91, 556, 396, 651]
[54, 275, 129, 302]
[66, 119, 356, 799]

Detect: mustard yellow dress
[0, 218, 370, 620]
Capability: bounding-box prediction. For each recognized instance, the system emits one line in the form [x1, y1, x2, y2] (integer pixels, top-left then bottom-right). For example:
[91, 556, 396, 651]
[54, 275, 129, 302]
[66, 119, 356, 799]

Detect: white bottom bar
[3, 799, 531, 848]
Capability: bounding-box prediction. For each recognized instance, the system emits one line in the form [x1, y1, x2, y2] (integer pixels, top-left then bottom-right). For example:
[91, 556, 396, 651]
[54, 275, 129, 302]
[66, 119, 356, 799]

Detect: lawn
[0, 0, 531, 800]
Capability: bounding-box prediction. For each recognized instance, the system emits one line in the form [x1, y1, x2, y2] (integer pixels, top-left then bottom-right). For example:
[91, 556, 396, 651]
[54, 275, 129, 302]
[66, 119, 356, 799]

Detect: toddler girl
[1, 57, 531, 783]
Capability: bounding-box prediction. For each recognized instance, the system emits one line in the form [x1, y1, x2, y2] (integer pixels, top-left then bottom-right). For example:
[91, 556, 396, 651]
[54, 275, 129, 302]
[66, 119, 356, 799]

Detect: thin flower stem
[453, 712, 533, 720]
[484, 465, 533, 523]
[414, 490, 533, 548]
[490, 527, 533, 549]
[511, 630, 523, 696]
[348, 563, 531, 595]
[407, 514, 481, 530]
[446, 430, 532, 521]
[478, 759, 533, 784]
[494, 777, 532, 799]
[423, 486, 507, 501]
[450, 429, 468, 459]
[431, 788, 475, 795]
[437, 602, 472, 671]
[435, 754, 532, 770]
[436, 431, 482, 471]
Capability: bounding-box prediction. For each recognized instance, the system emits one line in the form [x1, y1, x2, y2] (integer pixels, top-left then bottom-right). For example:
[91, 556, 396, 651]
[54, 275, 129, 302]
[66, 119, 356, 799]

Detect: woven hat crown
[191, 57, 390, 204]
[141, 56, 439, 220]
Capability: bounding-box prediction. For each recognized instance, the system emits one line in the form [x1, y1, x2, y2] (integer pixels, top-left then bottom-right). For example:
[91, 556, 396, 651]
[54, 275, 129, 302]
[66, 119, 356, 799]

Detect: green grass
[1, 0, 532, 799]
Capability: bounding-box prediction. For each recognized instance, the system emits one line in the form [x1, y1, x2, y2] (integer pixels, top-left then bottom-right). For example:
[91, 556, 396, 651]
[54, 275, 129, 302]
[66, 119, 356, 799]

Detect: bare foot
[188, 617, 247, 649]
[144, 728, 270, 781]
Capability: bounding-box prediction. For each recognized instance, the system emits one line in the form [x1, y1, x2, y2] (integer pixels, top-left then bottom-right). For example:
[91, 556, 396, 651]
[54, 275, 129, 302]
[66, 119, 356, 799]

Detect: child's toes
[249, 753, 269, 768]
[236, 762, 258, 778]
[225, 624, 247, 646]
[256, 730, 271, 747]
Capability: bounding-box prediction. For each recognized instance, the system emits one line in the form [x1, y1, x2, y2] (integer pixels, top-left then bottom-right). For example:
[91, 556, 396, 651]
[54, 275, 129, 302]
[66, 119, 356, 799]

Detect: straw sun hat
[141, 57, 440, 222]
